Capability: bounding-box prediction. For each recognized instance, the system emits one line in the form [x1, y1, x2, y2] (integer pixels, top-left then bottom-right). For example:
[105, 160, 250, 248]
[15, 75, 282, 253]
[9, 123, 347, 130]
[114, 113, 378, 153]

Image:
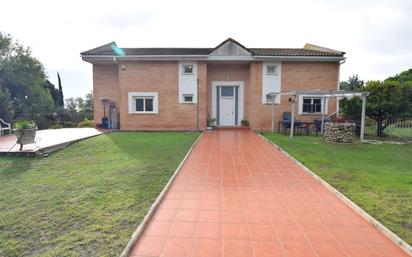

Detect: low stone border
[257, 133, 412, 256]
[119, 133, 204, 257]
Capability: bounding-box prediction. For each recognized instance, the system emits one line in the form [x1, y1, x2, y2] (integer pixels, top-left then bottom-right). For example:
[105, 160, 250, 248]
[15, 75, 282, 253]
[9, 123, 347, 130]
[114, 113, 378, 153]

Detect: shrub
[50, 124, 63, 129]
[207, 118, 216, 127]
[77, 118, 94, 128]
[61, 121, 77, 128]
[14, 120, 37, 130]
[241, 119, 249, 126]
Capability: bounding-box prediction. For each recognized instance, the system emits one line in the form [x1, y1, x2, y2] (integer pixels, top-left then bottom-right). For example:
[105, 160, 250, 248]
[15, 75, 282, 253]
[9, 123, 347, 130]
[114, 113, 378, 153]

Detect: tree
[0, 84, 12, 122]
[0, 31, 57, 128]
[340, 73, 412, 137]
[386, 69, 412, 83]
[43, 79, 64, 108]
[63, 92, 93, 124]
[340, 74, 364, 91]
[364, 80, 404, 136]
[56, 72, 64, 107]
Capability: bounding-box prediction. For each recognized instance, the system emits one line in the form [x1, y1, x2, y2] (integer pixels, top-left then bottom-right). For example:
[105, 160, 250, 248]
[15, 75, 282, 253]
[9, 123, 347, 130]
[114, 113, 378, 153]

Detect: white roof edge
[82, 55, 343, 63]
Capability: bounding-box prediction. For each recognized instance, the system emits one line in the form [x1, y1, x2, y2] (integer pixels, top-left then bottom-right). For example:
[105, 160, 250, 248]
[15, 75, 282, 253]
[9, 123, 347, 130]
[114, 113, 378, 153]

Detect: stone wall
[324, 122, 356, 143]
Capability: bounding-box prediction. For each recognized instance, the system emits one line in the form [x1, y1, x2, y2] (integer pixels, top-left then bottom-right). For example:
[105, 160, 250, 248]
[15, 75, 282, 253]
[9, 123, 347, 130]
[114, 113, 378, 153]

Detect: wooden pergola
[268, 90, 370, 140]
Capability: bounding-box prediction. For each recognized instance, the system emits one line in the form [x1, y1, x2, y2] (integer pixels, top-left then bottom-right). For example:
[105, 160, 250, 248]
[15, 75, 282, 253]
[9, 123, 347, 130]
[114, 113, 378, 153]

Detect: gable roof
[81, 38, 345, 59]
[209, 38, 253, 56]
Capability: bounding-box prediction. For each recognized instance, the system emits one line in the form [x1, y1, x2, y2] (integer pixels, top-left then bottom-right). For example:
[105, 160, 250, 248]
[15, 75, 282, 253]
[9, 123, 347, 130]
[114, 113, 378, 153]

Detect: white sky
[1, 0, 411, 98]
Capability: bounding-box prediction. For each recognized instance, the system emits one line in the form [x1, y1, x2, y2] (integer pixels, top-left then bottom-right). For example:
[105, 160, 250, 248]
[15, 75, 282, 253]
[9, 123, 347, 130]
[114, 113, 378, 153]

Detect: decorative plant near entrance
[13, 120, 37, 150]
[207, 117, 216, 129]
[241, 119, 249, 126]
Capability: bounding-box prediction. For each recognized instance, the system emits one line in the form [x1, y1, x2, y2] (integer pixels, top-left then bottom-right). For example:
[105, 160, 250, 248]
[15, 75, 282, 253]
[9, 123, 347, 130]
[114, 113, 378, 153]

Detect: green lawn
[261, 133, 412, 245]
[0, 132, 199, 257]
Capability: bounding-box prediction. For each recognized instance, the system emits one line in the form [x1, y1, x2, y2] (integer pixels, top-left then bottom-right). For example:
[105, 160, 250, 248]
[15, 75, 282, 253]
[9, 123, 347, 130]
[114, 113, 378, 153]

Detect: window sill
[129, 112, 159, 115]
[300, 113, 324, 116]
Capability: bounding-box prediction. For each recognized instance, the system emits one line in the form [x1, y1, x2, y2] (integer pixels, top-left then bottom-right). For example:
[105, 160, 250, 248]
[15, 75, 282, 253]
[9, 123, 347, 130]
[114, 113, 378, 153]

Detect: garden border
[119, 132, 203, 257]
[257, 132, 412, 256]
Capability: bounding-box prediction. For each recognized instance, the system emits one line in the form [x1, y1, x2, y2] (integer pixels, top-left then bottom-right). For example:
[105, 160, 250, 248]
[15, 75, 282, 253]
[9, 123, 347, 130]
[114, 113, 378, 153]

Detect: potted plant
[13, 120, 37, 151]
[241, 119, 250, 127]
[207, 117, 216, 130]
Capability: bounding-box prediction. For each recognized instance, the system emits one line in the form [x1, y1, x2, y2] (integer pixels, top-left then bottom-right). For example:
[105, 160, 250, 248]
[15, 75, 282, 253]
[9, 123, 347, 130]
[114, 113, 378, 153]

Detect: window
[182, 64, 194, 74]
[135, 97, 154, 112]
[221, 86, 234, 97]
[302, 97, 322, 113]
[266, 64, 278, 75]
[266, 94, 275, 103]
[128, 92, 158, 114]
[183, 94, 194, 103]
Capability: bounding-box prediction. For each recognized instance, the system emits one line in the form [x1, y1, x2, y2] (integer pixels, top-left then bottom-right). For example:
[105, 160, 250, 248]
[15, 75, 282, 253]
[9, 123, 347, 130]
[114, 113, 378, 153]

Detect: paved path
[131, 130, 409, 257]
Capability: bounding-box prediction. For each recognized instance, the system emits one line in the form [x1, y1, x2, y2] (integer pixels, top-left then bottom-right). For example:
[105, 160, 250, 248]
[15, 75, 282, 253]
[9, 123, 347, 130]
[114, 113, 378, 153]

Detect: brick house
[81, 38, 345, 131]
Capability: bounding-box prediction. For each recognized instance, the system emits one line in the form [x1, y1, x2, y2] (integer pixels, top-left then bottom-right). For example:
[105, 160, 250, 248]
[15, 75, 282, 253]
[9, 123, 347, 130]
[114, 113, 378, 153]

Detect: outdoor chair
[281, 112, 303, 134]
[0, 118, 11, 136]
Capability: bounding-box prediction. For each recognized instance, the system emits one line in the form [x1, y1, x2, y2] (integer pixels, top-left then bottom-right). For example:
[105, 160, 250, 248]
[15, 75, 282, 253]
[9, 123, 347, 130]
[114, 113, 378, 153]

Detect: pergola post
[290, 95, 296, 139]
[271, 94, 276, 133]
[321, 97, 326, 133]
[360, 94, 367, 141]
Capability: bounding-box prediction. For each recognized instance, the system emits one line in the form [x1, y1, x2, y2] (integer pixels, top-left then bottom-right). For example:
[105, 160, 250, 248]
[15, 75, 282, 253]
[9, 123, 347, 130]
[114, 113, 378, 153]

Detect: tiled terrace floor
[130, 130, 409, 257]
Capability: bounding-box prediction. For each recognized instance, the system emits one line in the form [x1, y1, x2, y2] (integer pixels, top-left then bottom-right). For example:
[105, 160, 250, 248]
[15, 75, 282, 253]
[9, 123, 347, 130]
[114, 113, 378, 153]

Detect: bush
[77, 119, 94, 128]
[61, 121, 77, 128]
[241, 119, 249, 126]
[14, 120, 37, 130]
[50, 124, 63, 129]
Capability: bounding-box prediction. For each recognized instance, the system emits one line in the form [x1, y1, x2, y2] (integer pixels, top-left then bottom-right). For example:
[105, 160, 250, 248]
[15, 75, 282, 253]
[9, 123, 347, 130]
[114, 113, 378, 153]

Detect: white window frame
[182, 64, 194, 75]
[266, 64, 279, 75]
[265, 94, 275, 103]
[182, 94, 194, 103]
[262, 62, 281, 104]
[179, 62, 198, 103]
[299, 95, 328, 115]
[128, 92, 159, 114]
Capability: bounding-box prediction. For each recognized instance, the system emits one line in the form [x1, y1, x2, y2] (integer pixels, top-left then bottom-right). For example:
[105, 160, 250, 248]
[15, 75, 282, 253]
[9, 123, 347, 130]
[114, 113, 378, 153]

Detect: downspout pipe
[336, 58, 346, 118]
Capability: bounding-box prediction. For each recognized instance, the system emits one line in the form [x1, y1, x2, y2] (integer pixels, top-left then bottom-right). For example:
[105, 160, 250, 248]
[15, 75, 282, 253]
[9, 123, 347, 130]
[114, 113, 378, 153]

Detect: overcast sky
[1, 0, 411, 98]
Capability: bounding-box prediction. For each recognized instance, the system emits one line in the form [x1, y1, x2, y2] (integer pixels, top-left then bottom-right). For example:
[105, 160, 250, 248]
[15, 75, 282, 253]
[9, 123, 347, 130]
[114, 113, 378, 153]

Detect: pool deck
[0, 128, 103, 155]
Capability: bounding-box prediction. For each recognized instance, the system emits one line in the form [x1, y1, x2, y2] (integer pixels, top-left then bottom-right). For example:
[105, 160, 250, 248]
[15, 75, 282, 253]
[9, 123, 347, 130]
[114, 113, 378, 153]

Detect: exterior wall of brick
[92, 64, 119, 125]
[248, 61, 339, 131]
[91, 60, 339, 131]
[117, 61, 207, 131]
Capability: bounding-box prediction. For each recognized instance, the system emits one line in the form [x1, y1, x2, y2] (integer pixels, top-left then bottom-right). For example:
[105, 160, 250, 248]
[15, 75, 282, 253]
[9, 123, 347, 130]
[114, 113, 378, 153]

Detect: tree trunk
[376, 115, 384, 137]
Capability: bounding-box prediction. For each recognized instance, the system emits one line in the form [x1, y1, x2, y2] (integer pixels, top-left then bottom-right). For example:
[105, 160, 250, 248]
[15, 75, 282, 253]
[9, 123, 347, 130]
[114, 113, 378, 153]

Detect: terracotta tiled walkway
[130, 130, 409, 257]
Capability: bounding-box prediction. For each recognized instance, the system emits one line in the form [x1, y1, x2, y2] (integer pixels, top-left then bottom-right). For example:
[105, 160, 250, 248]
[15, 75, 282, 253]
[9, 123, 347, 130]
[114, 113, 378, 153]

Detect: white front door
[219, 86, 236, 126]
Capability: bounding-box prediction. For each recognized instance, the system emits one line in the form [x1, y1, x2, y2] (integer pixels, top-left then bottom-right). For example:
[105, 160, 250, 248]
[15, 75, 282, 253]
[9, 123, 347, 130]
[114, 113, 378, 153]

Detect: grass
[261, 133, 412, 245]
[0, 132, 199, 257]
